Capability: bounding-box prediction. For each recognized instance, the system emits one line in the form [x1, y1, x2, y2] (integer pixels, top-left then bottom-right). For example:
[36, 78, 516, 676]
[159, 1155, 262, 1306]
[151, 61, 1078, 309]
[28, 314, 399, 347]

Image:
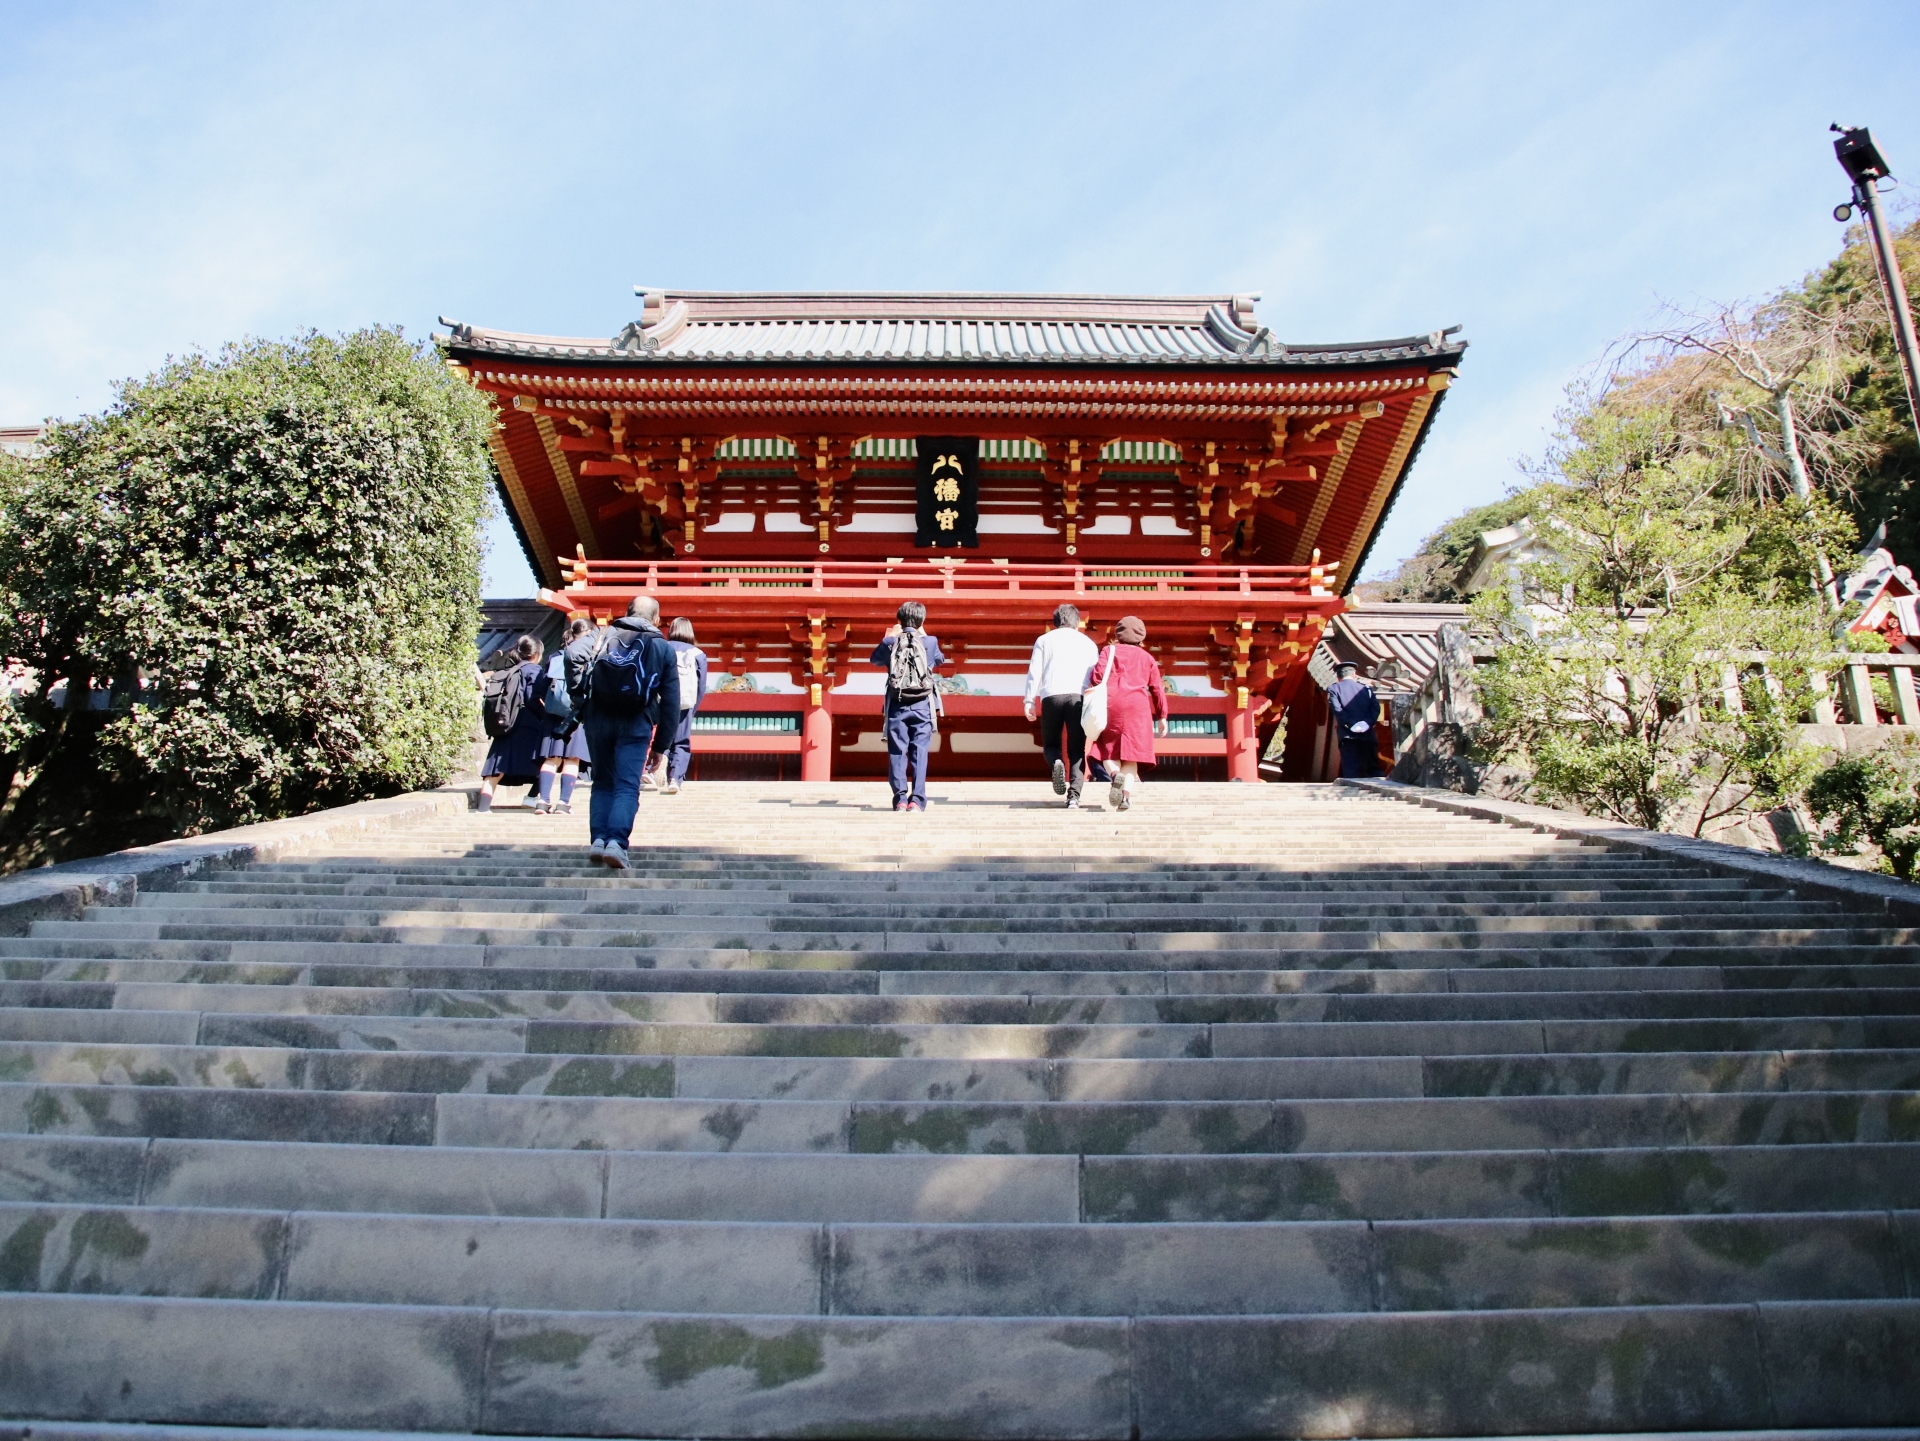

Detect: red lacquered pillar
[1226, 691, 1260, 783]
[801, 686, 833, 781]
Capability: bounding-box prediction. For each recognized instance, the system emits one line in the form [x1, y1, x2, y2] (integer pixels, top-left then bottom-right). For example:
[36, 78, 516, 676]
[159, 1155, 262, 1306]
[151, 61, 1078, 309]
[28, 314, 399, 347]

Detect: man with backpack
[869, 600, 945, 813]
[562, 595, 681, 869]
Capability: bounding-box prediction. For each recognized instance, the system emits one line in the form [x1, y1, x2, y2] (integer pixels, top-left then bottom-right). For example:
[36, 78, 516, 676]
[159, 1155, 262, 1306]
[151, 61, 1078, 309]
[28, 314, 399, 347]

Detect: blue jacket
[564, 618, 681, 730]
[870, 630, 945, 713]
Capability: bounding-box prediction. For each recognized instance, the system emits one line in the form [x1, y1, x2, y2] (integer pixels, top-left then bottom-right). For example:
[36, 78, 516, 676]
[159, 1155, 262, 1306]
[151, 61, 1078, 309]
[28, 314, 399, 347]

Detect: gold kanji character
[936, 508, 957, 531]
[934, 477, 960, 502]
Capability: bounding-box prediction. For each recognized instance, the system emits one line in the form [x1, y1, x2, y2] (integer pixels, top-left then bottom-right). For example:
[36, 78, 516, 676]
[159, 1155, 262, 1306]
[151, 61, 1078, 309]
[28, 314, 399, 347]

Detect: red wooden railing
[546, 556, 1338, 600]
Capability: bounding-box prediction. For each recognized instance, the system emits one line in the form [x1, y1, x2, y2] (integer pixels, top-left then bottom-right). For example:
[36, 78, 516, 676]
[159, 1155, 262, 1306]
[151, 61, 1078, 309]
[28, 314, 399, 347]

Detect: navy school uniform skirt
[539, 724, 590, 762]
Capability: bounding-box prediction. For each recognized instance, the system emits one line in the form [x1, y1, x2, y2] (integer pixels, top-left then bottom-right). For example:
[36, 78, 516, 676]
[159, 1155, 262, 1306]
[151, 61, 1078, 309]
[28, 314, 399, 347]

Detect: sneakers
[663, 781, 681, 795]
[1051, 759, 1067, 796]
[530, 800, 551, 815]
[1116, 790, 1132, 811]
[906, 799, 925, 813]
[1109, 776, 1126, 809]
[553, 801, 572, 816]
[601, 841, 631, 871]
[587, 839, 607, 866]
[894, 801, 909, 812]
[1065, 793, 1081, 810]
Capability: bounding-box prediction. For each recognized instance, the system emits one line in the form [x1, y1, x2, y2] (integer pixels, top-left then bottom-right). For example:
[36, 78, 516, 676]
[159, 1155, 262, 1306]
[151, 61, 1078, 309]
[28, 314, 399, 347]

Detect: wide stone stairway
[2, 781, 1918, 1439]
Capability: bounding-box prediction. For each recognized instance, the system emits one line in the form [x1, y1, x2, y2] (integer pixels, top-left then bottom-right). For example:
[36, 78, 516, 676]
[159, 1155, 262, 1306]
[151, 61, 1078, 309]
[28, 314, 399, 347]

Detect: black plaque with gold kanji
[914, 437, 980, 548]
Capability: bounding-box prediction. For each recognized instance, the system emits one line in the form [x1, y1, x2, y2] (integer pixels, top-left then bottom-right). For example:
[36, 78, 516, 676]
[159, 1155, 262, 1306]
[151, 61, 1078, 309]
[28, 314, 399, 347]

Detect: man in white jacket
[1023, 604, 1101, 809]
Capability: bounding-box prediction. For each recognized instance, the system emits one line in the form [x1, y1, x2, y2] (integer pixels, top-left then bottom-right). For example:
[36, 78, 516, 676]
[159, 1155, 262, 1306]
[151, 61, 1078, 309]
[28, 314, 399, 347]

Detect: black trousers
[1338, 735, 1379, 779]
[1040, 694, 1087, 793]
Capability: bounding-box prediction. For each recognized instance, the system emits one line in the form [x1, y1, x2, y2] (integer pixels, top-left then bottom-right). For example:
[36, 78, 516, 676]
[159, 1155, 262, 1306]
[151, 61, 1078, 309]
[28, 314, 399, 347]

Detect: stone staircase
[1, 780, 1917, 1439]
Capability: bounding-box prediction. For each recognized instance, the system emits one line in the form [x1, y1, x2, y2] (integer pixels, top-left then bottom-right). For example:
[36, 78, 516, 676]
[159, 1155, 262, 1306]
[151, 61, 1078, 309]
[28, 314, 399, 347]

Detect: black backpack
[888, 630, 933, 703]
[587, 626, 666, 717]
[481, 665, 528, 738]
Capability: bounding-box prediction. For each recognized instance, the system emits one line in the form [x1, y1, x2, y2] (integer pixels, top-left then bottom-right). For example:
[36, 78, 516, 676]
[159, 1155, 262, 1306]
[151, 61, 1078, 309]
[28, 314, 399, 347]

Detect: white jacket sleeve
[1023, 635, 1046, 706]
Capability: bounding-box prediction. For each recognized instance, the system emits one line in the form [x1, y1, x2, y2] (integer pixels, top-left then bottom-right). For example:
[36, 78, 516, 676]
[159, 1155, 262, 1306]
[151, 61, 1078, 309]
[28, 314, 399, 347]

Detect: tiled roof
[438, 292, 1466, 370]
[1310, 603, 1488, 695]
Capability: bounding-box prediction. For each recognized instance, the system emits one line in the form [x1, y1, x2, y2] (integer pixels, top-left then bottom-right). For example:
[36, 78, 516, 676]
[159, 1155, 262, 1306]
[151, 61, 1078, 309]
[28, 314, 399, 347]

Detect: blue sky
[4, 1, 1915, 595]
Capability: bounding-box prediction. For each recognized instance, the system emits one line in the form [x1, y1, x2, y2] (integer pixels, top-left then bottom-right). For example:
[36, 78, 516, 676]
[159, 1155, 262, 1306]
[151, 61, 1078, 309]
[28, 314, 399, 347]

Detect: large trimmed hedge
[0, 328, 497, 871]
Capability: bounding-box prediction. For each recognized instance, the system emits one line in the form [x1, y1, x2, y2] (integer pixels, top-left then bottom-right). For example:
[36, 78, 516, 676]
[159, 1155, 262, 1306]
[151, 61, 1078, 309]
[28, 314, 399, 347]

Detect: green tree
[0, 328, 497, 871]
[1796, 215, 1920, 559]
[1363, 492, 1542, 602]
[1474, 386, 1837, 835]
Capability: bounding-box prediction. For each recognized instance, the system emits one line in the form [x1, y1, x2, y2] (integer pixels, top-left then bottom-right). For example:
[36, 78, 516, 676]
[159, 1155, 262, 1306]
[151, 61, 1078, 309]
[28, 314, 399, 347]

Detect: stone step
[14, 1006, 1920, 1061]
[10, 1133, 1918, 1224]
[30, 919, 1914, 950]
[12, 937, 1915, 973]
[17, 1417, 1920, 1441]
[6, 984, 1917, 1030]
[171, 874, 1777, 898]
[239, 858, 1700, 879]
[108, 897, 1843, 928]
[7, 961, 1918, 1001]
[6, 1040, 1915, 1102]
[46, 912, 1874, 946]
[5, 1292, 1915, 1436]
[4, 1200, 1912, 1315]
[8, 1081, 1915, 1152]
[8, 1008, 1920, 1062]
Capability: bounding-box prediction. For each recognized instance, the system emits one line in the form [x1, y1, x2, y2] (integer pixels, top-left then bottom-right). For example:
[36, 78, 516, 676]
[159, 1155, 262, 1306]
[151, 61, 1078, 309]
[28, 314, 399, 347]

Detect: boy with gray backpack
[868, 600, 945, 812]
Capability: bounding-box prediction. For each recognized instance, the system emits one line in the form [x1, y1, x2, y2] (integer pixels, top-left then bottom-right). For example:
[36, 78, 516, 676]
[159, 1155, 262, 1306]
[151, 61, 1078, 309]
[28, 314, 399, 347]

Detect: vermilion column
[1226, 699, 1259, 783]
[801, 687, 833, 781]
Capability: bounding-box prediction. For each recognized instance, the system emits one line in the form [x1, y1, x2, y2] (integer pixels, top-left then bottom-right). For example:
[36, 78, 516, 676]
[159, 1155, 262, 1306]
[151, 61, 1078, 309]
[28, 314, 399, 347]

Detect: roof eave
[439, 336, 1469, 373]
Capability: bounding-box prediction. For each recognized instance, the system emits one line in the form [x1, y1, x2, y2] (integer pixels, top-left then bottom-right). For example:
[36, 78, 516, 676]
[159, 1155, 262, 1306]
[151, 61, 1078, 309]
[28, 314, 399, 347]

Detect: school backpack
[539, 657, 573, 723]
[888, 630, 933, 703]
[590, 625, 666, 717]
[674, 645, 702, 712]
[481, 665, 527, 738]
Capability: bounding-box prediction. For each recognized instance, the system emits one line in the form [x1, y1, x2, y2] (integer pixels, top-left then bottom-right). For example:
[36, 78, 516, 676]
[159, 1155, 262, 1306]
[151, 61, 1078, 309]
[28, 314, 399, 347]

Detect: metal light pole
[1833, 125, 1920, 447]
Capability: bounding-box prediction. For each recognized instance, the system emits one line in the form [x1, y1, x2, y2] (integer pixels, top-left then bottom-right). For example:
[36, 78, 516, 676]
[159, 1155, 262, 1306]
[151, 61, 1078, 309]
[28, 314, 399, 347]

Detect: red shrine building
[439, 292, 1465, 783]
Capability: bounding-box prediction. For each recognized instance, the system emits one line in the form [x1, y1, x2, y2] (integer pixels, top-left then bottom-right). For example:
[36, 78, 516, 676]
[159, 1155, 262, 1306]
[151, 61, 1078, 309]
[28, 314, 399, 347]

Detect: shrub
[1806, 740, 1920, 879]
[0, 328, 496, 871]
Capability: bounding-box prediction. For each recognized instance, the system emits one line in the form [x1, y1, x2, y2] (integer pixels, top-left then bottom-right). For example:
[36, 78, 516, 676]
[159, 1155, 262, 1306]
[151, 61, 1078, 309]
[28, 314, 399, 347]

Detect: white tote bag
[1079, 646, 1113, 740]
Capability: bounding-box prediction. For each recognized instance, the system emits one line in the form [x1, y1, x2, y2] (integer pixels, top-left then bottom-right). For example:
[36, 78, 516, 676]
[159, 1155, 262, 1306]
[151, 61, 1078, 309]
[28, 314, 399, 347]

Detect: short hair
[1335, 661, 1359, 676]
[1052, 603, 1081, 629]
[514, 635, 542, 662]
[627, 594, 661, 623]
[669, 617, 696, 644]
[896, 600, 926, 630]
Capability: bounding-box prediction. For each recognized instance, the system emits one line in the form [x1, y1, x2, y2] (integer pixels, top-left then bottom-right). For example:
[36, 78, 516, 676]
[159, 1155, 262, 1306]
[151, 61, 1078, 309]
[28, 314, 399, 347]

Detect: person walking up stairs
[563, 595, 680, 870]
[0, 781, 1916, 1437]
[1024, 602, 1098, 809]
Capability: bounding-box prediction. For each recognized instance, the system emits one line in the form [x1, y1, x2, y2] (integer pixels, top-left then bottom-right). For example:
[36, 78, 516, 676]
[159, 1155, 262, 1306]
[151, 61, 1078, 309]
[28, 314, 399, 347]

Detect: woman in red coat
[1085, 615, 1169, 811]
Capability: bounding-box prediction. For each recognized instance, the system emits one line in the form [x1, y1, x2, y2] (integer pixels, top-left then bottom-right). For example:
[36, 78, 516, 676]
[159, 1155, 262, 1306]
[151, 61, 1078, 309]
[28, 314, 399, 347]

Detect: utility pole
[1833, 125, 1920, 448]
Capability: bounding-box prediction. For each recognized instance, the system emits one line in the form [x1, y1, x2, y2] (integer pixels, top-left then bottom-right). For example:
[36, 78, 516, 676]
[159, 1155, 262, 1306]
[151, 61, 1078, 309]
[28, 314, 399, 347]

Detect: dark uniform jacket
[1327, 676, 1379, 739]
